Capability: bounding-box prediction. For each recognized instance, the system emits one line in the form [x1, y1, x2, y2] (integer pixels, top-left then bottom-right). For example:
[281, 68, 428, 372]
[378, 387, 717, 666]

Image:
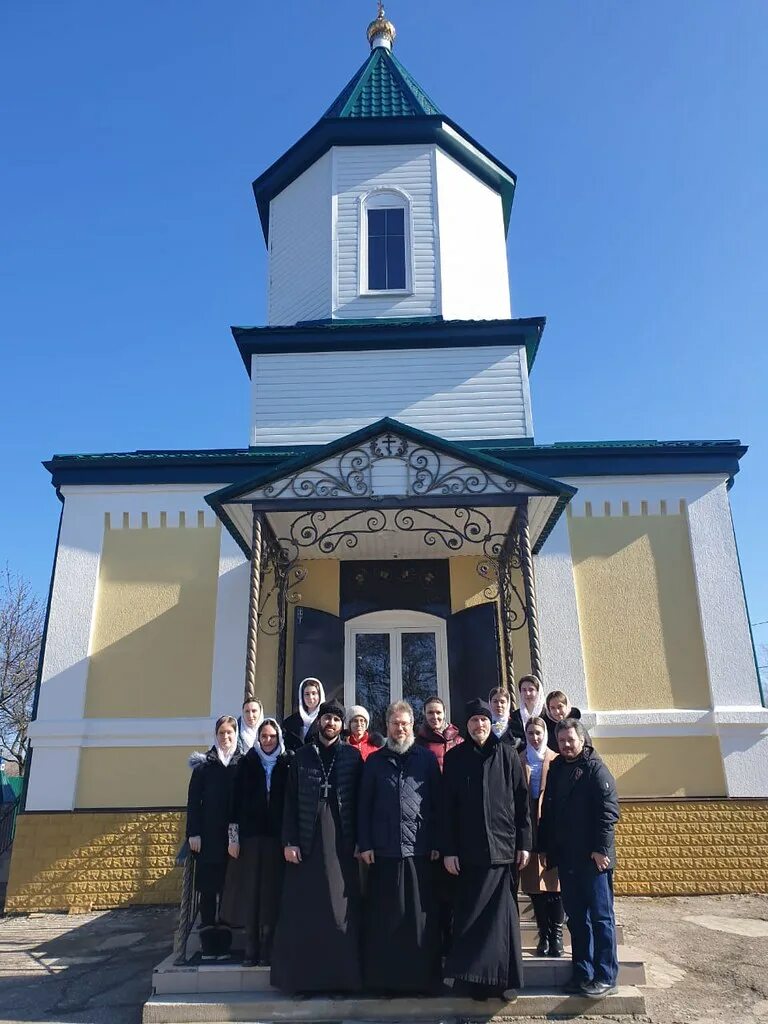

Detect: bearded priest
[442, 698, 532, 1002]
[270, 699, 363, 993]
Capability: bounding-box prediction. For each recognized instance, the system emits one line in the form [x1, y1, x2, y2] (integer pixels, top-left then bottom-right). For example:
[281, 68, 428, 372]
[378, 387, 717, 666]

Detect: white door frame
[344, 610, 450, 718]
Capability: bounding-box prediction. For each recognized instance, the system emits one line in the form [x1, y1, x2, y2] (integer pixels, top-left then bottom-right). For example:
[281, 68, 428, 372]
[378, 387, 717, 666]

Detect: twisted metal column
[498, 543, 517, 705]
[517, 501, 543, 683]
[244, 510, 264, 702]
[274, 559, 288, 718]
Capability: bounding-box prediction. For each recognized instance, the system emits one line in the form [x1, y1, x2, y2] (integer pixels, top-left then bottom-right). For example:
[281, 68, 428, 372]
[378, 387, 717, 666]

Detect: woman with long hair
[186, 715, 241, 959]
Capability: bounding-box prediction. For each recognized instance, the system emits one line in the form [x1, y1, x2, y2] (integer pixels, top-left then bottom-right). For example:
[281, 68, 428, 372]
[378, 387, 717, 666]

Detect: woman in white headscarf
[186, 715, 241, 959]
[237, 697, 264, 753]
[509, 675, 546, 747]
[282, 677, 325, 752]
[225, 718, 292, 965]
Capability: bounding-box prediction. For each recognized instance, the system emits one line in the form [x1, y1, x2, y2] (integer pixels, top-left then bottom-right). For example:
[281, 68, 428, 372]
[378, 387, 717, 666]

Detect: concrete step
[143, 986, 646, 1022]
[152, 948, 644, 996]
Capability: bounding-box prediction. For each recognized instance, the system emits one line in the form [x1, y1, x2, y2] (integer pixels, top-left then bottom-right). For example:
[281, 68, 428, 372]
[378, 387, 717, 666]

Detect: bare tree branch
[0, 566, 43, 772]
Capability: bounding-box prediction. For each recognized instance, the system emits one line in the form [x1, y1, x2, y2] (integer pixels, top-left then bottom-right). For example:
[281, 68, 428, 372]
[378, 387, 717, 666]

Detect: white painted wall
[434, 149, 511, 320]
[250, 344, 532, 444]
[268, 152, 332, 326]
[333, 144, 438, 318]
[26, 485, 230, 810]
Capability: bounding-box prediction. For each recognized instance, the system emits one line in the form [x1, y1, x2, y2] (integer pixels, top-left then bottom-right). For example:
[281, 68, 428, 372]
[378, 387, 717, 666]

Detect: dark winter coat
[442, 733, 532, 866]
[357, 742, 441, 858]
[415, 722, 463, 772]
[230, 747, 292, 840]
[186, 747, 241, 864]
[538, 744, 620, 869]
[282, 711, 319, 753]
[282, 740, 362, 858]
[545, 707, 591, 752]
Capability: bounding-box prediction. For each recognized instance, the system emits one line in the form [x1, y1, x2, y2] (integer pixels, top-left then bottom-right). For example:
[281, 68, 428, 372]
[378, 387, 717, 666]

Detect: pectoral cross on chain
[320, 778, 332, 798]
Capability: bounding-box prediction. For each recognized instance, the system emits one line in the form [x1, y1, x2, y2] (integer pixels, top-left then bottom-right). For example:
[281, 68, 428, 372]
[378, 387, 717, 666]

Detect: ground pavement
[0, 894, 766, 1023]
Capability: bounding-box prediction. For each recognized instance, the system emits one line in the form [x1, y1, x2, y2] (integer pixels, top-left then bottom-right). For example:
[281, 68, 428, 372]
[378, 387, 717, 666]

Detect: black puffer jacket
[186, 747, 241, 864]
[442, 733, 532, 866]
[230, 747, 292, 840]
[538, 744, 620, 868]
[282, 740, 362, 858]
[357, 742, 441, 858]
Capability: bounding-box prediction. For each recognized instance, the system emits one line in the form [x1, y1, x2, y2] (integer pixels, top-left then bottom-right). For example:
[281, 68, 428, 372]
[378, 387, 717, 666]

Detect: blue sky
[1, 1, 766, 663]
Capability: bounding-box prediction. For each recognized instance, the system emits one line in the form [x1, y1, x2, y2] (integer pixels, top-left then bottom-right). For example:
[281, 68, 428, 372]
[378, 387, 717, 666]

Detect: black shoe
[548, 924, 564, 957]
[535, 931, 549, 956]
[563, 976, 590, 994]
[581, 980, 618, 999]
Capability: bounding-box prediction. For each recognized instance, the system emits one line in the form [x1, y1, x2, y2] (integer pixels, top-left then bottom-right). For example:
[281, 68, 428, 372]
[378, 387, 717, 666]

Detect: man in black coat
[442, 699, 532, 1001]
[539, 718, 620, 999]
[358, 700, 442, 993]
[270, 699, 363, 993]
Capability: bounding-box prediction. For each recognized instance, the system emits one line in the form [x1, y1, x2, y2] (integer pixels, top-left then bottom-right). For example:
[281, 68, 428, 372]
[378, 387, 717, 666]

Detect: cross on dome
[367, 2, 396, 50]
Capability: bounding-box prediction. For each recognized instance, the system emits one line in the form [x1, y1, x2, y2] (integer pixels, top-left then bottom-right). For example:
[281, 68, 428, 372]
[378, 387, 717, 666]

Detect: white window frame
[344, 609, 449, 719]
[358, 187, 414, 297]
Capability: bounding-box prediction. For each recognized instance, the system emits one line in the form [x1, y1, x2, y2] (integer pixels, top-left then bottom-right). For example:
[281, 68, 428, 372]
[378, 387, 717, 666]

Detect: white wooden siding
[268, 152, 332, 325]
[250, 345, 532, 444]
[434, 149, 511, 320]
[333, 145, 439, 318]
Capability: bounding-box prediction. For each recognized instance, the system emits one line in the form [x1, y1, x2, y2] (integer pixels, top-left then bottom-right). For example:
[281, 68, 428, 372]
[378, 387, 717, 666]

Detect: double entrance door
[344, 611, 449, 732]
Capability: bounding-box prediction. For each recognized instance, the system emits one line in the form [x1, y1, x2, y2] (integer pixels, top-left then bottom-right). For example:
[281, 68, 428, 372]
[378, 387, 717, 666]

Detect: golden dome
[367, 4, 396, 50]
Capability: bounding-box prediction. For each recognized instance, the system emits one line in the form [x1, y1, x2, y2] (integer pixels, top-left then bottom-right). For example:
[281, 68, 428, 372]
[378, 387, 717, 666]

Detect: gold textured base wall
[5, 811, 184, 913]
[5, 802, 768, 913]
[615, 800, 768, 895]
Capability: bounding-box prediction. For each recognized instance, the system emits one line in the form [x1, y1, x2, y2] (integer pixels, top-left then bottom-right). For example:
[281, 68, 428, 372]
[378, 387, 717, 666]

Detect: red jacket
[415, 722, 463, 772]
[347, 730, 382, 761]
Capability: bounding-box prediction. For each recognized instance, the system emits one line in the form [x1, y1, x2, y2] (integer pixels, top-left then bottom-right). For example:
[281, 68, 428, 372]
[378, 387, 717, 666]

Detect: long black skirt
[445, 863, 524, 993]
[219, 836, 283, 934]
[270, 800, 362, 993]
[363, 855, 441, 993]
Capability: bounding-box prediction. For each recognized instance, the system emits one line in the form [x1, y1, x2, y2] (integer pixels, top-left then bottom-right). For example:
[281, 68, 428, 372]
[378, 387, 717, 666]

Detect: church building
[7, 9, 767, 913]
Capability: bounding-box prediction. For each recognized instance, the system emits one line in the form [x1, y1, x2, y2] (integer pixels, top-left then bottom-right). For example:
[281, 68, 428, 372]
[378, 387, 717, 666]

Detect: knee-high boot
[530, 893, 549, 956]
[547, 893, 565, 958]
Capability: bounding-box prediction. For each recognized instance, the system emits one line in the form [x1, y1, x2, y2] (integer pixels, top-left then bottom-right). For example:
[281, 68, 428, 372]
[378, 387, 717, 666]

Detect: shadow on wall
[593, 735, 727, 799]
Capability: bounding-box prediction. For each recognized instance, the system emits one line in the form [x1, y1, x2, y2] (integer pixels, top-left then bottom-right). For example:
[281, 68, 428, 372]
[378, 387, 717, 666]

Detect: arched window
[360, 189, 412, 294]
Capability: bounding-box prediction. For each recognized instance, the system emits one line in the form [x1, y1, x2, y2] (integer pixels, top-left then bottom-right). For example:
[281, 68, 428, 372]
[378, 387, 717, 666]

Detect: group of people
[186, 673, 620, 1001]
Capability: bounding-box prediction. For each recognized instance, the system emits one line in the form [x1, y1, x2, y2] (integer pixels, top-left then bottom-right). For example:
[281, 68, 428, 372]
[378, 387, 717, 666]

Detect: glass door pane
[400, 631, 437, 724]
[354, 632, 391, 734]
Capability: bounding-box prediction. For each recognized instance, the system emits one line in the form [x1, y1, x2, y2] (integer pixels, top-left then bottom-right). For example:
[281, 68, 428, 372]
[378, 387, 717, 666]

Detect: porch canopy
[206, 418, 575, 564]
[205, 418, 576, 707]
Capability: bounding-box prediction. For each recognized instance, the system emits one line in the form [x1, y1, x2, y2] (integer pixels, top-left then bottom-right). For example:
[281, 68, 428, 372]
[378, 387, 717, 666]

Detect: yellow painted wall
[569, 512, 710, 710]
[593, 735, 726, 798]
[7, 801, 767, 911]
[76, 747, 192, 808]
[449, 556, 532, 684]
[85, 524, 221, 719]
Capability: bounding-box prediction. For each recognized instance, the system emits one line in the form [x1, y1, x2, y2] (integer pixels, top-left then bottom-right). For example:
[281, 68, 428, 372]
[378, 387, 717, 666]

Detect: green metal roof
[323, 46, 441, 119]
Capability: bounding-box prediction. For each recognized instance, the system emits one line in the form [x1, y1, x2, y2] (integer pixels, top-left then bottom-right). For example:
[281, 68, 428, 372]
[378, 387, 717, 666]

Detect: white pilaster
[685, 481, 762, 708]
[209, 529, 250, 718]
[533, 514, 589, 711]
[27, 491, 105, 810]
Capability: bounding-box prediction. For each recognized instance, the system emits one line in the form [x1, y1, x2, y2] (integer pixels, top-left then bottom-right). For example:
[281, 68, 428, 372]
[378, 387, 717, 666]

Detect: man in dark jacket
[270, 700, 363, 993]
[442, 699, 532, 1001]
[539, 718, 620, 999]
[358, 700, 442, 993]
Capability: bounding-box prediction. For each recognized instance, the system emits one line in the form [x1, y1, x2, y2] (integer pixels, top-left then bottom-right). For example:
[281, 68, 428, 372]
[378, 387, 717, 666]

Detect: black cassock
[442, 734, 532, 997]
[270, 742, 362, 993]
[363, 855, 441, 993]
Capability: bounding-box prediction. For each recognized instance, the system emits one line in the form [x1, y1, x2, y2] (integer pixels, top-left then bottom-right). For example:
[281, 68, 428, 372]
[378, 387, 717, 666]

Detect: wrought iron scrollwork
[257, 535, 307, 637]
[253, 431, 519, 501]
